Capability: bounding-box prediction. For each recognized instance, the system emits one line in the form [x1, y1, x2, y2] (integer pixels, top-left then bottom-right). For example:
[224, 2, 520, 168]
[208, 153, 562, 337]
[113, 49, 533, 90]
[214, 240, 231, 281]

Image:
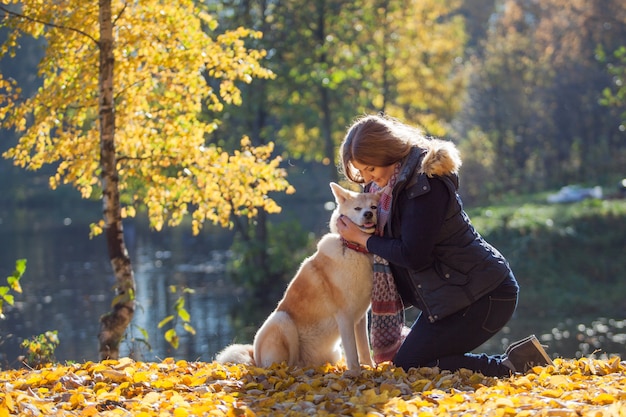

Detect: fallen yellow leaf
[0, 356, 623, 416]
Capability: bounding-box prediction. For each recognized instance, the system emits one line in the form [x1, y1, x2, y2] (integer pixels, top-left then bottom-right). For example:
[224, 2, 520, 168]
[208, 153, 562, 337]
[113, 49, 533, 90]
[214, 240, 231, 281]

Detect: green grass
[467, 197, 626, 318]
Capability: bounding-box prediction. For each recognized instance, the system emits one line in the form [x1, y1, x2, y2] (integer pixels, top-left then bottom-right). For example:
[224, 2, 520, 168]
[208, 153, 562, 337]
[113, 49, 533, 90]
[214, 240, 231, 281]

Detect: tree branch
[0, 5, 98, 45]
[112, 1, 127, 26]
[228, 198, 252, 242]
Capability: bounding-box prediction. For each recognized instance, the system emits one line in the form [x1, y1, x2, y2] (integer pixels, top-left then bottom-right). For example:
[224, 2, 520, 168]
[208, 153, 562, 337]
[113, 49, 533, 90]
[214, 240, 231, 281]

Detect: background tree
[201, 0, 466, 328]
[458, 0, 497, 52]
[0, 0, 291, 359]
[210, 0, 466, 176]
[456, 1, 551, 198]
[455, 0, 626, 202]
[202, 0, 295, 319]
[532, 0, 626, 184]
[371, 0, 466, 136]
[271, 0, 466, 167]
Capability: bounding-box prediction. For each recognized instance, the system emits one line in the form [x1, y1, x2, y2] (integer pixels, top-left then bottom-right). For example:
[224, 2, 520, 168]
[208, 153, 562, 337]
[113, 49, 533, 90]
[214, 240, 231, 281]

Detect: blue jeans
[393, 284, 518, 377]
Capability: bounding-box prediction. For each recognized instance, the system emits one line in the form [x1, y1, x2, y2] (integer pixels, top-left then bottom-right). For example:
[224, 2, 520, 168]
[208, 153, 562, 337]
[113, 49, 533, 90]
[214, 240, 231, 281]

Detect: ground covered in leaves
[0, 357, 624, 416]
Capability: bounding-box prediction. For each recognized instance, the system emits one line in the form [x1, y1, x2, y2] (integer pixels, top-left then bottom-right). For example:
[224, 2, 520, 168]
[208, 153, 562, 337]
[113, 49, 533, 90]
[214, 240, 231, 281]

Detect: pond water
[0, 201, 624, 368]
[0, 202, 241, 367]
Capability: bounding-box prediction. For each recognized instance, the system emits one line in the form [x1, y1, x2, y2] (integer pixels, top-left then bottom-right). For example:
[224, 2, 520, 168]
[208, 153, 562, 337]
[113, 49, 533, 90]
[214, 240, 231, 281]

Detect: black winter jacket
[367, 145, 516, 323]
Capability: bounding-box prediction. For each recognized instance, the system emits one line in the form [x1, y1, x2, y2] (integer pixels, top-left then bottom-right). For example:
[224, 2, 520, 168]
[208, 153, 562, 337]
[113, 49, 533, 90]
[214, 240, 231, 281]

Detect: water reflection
[0, 205, 239, 367]
[129, 244, 239, 362]
[0, 206, 624, 368]
[479, 317, 626, 360]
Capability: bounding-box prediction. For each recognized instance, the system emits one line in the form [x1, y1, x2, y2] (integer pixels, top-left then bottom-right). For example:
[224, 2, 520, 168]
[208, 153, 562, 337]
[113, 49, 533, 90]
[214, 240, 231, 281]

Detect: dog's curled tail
[214, 343, 255, 366]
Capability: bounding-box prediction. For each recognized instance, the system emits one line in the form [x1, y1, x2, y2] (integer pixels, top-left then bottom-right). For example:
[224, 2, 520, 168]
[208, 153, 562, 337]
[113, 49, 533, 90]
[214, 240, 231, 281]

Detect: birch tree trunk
[97, 0, 136, 360]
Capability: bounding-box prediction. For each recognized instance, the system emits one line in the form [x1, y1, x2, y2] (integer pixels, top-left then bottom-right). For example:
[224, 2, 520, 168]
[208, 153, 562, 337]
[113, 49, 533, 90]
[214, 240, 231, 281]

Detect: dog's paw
[356, 354, 374, 368]
[343, 368, 362, 378]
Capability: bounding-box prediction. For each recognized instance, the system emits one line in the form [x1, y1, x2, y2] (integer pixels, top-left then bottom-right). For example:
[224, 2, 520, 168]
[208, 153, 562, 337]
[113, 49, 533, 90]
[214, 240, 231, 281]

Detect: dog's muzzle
[358, 211, 377, 234]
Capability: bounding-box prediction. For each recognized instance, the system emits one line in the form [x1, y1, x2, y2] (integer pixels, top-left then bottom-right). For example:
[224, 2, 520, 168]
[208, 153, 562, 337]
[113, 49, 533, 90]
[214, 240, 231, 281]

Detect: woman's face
[352, 160, 396, 188]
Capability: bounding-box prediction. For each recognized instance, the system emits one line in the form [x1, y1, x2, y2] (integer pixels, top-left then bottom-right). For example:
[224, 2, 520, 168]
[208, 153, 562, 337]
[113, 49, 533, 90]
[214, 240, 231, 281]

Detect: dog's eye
[371, 205, 377, 210]
[354, 207, 362, 211]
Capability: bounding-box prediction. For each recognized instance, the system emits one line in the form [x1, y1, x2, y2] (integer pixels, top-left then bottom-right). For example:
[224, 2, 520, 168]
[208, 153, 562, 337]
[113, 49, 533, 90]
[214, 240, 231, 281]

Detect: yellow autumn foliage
[0, 357, 624, 416]
[0, 1, 293, 234]
[380, 0, 467, 137]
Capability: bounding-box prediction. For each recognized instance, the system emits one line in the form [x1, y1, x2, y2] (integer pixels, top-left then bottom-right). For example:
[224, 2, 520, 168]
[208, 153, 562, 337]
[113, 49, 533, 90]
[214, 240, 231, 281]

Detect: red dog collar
[341, 237, 369, 254]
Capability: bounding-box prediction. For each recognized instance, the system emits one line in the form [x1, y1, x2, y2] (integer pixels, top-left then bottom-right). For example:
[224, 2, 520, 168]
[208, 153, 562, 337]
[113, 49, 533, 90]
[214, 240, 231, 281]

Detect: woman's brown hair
[339, 114, 424, 183]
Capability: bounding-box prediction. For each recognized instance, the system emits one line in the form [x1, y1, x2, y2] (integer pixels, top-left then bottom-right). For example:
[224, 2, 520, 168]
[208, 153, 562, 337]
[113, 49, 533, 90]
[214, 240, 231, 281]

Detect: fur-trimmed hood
[417, 137, 462, 178]
[391, 138, 462, 193]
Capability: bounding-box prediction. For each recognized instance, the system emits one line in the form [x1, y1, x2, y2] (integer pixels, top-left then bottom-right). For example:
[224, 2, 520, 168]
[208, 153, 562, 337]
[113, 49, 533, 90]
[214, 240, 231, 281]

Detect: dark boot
[504, 335, 536, 356]
[503, 334, 553, 373]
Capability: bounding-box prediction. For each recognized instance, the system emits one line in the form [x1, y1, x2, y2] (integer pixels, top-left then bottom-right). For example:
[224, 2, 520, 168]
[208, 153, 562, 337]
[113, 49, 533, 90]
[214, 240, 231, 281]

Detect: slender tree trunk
[245, 1, 274, 303]
[320, 88, 337, 182]
[316, 0, 338, 182]
[97, 0, 136, 360]
[380, 0, 390, 113]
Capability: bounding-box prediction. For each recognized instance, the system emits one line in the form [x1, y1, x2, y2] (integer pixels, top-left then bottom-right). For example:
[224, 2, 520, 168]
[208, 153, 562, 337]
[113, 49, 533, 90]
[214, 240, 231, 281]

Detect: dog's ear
[329, 182, 350, 204]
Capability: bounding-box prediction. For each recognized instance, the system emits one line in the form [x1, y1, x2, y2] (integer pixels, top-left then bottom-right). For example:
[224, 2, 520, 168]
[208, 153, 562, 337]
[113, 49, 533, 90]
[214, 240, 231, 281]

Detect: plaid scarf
[369, 163, 407, 364]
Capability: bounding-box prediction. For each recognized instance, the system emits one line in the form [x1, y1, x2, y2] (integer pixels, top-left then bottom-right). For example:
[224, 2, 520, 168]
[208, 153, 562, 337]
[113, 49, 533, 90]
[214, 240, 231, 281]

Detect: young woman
[335, 114, 552, 376]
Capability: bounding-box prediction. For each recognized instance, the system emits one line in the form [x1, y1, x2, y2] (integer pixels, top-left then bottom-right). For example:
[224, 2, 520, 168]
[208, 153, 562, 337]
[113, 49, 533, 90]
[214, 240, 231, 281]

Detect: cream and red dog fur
[215, 183, 380, 374]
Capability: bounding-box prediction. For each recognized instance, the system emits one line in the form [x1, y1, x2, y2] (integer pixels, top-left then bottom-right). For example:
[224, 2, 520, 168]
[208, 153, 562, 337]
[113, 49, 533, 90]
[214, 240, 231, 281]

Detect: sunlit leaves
[163, 329, 179, 350]
[140, 137, 294, 233]
[20, 331, 60, 368]
[0, 259, 26, 318]
[598, 45, 626, 128]
[271, 0, 466, 165]
[379, 0, 467, 135]
[0, 357, 624, 416]
[158, 286, 197, 350]
[0, 0, 290, 235]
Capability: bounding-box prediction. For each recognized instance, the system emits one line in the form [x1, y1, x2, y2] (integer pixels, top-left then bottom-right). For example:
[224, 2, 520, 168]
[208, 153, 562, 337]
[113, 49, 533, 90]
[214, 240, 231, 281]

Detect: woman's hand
[336, 215, 371, 248]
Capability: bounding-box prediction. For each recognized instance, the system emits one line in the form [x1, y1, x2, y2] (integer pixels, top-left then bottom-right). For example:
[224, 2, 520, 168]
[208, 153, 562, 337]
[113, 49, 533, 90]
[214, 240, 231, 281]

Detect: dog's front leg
[355, 315, 374, 367]
[336, 314, 360, 375]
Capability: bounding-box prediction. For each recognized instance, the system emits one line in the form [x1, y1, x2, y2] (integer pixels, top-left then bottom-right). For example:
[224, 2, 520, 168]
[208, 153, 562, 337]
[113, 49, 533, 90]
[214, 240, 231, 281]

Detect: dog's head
[329, 182, 381, 234]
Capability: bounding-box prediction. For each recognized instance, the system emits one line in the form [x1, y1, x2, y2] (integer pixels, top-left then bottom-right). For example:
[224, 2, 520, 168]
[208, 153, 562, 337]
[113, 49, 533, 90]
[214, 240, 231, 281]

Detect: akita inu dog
[215, 182, 381, 374]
